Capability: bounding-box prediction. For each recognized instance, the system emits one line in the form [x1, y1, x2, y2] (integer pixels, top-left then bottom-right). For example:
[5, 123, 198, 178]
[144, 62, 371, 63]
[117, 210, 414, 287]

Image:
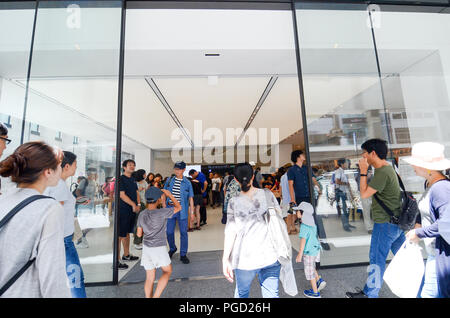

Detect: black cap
[145, 186, 163, 203]
[174, 161, 186, 169]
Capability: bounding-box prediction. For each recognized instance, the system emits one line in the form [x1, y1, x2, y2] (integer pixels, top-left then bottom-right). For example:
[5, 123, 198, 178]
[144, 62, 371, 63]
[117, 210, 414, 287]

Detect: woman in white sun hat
[403, 142, 450, 298]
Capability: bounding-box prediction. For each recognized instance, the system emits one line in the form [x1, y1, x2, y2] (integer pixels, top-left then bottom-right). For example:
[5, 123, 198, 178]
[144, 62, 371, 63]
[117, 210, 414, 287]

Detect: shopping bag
[383, 241, 424, 298]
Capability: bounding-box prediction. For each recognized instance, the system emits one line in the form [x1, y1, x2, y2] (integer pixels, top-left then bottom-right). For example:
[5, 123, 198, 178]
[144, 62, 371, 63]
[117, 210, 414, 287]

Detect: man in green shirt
[346, 139, 406, 298]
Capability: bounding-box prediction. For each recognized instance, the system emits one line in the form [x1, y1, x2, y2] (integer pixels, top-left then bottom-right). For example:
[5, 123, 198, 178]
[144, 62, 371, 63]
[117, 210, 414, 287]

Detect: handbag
[263, 189, 298, 296]
[383, 241, 425, 298]
[0, 195, 53, 296]
[263, 189, 292, 265]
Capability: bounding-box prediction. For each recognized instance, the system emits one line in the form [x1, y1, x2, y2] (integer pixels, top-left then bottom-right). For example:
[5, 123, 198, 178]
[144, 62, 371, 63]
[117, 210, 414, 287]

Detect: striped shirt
[169, 178, 182, 205]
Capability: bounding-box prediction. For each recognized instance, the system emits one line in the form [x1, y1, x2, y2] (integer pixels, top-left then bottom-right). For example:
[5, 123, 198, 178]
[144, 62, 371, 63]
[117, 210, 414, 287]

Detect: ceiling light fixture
[235, 76, 279, 147]
[205, 53, 220, 57]
[144, 77, 194, 148]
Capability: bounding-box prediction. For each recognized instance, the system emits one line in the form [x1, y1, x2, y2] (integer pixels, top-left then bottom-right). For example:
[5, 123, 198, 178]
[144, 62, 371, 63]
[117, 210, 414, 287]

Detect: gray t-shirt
[137, 207, 175, 248]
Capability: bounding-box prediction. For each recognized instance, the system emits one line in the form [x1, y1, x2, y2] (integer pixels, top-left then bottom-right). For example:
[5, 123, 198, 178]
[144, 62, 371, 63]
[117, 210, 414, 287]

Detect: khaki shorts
[141, 245, 171, 270]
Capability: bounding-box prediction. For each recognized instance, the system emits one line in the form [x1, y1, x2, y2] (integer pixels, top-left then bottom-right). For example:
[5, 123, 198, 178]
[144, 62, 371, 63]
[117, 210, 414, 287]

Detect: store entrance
[117, 3, 306, 281]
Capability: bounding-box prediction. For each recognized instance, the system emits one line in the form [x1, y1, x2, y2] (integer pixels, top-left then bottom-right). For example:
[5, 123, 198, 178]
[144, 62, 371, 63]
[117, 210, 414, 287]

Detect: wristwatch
[360, 174, 368, 177]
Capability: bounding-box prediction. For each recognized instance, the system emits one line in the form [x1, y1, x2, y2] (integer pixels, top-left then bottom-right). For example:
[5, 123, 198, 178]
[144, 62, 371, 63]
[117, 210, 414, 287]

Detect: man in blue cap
[164, 161, 194, 264]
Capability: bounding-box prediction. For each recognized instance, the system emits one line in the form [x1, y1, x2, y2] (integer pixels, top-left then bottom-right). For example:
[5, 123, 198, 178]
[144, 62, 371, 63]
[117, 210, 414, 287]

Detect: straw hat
[402, 142, 450, 171]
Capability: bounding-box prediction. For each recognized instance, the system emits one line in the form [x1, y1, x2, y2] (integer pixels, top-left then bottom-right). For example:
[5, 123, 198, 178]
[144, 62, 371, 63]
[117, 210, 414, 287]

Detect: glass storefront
[0, 0, 449, 284]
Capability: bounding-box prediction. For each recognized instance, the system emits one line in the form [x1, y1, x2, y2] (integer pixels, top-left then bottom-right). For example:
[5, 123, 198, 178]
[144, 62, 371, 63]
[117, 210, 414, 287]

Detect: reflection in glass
[295, 5, 388, 266]
[23, 1, 123, 283]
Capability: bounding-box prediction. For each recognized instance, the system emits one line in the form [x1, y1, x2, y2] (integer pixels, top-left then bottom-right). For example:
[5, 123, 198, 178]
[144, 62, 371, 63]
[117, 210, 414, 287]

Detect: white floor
[77, 203, 376, 283]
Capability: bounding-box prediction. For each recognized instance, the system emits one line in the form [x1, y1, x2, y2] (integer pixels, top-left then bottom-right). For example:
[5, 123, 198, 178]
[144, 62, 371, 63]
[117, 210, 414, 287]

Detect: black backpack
[373, 172, 420, 231]
[72, 176, 88, 198]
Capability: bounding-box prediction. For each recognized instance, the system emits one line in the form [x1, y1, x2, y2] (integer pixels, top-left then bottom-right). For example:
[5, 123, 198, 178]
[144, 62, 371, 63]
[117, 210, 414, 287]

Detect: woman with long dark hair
[222, 163, 281, 298]
[0, 142, 70, 297]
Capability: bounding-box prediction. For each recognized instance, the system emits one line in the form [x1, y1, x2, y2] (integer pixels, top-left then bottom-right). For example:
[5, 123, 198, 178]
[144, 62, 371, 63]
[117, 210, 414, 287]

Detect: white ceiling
[1, 8, 449, 151]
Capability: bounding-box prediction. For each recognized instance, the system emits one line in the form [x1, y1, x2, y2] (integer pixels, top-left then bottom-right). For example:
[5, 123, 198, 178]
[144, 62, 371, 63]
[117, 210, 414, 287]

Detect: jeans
[335, 189, 350, 230]
[234, 261, 281, 298]
[418, 255, 441, 298]
[166, 212, 188, 257]
[64, 235, 87, 298]
[363, 222, 405, 298]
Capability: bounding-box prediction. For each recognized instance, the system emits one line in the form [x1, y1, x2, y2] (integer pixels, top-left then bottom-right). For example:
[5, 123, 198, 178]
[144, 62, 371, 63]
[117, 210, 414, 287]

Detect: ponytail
[0, 141, 62, 184]
[233, 163, 254, 193]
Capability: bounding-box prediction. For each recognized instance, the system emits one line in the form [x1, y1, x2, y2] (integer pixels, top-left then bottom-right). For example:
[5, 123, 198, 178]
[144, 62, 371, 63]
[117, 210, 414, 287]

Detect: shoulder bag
[0, 195, 53, 296]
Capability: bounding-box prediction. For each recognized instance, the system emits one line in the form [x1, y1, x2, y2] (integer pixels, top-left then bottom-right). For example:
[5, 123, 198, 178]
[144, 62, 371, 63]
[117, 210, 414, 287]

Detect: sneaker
[317, 277, 327, 292]
[75, 237, 89, 249]
[344, 227, 352, 232]
[345, 288, 368, 298]
[349, 224, 357, 229]
[169, 248, 177, 259]
[180, 256, 190, 264]
[118, 262, 129, 270]
[134, 244, 143, 250]
[122, 254, 139, 262]
[303, 289, 321, 298]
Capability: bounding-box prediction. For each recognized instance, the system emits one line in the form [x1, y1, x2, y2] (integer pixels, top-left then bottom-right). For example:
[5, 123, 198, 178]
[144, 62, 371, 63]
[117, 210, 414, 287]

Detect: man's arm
[161, 189, 181, 213]
[120, 191, 138, 211]
[358, 158, 378, 199]
[288, 180, 296, 204]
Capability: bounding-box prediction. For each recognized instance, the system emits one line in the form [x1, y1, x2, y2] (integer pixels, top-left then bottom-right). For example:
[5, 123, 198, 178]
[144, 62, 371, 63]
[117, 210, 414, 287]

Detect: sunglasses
[0, 136, 11, 145]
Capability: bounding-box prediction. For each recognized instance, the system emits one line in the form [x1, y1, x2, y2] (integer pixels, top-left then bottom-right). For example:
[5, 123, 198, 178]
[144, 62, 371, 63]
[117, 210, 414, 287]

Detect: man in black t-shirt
[118, 159, 140, 270]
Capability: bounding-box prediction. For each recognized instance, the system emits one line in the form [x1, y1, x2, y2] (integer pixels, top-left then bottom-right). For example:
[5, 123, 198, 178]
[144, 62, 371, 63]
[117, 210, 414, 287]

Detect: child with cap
[294, 201, 326, 298]
[136, 186, 181, 298]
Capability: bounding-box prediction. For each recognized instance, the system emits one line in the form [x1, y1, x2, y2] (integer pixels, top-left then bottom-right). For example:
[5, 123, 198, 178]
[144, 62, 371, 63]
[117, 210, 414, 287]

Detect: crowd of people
[0, 120, 448, 299]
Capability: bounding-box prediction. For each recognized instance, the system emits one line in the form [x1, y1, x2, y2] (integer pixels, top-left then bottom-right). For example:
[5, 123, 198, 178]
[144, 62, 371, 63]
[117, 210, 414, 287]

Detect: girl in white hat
[403, 142, 450, 298]
[294, 202, 326, 298]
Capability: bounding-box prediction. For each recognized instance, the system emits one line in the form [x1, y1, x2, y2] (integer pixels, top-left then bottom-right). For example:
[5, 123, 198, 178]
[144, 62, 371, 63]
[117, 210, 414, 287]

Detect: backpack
[373, 172, 420, 231]
[190, 179, 202, 195]
[72, 176, 88, 197]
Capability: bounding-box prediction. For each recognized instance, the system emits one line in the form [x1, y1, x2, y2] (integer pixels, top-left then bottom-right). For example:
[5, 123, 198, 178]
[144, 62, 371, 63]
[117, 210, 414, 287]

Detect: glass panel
[0, 1, 35, 191]
[295, 3, 391, 266]
[122, 4, 304, 280]
[23, 1, 122, 283]
[373, 9, 450, 194]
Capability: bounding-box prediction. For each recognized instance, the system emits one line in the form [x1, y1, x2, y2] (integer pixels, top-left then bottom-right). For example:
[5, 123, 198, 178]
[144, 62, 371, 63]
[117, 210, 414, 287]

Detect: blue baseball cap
[173, 161, 186, 169]
[145, 186, 163, 203]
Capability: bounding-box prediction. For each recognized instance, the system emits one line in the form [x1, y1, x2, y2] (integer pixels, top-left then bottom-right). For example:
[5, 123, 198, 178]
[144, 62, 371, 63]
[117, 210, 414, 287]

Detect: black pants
[212, 191, 221, 206]
[200, 197, 207, 223]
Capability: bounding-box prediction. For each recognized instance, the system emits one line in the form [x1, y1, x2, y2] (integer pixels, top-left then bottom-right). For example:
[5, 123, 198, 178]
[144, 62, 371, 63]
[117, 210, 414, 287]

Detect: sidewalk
[86, 265, 396, 298]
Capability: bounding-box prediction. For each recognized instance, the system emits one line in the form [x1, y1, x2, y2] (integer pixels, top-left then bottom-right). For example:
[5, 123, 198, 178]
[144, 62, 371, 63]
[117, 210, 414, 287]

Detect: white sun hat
[293, 201, 315, 227]
[402, 142, 450, 171]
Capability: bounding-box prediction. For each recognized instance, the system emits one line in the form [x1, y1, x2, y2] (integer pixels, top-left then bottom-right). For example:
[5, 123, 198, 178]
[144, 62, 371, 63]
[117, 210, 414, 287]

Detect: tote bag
[383, 241, 425, 298]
